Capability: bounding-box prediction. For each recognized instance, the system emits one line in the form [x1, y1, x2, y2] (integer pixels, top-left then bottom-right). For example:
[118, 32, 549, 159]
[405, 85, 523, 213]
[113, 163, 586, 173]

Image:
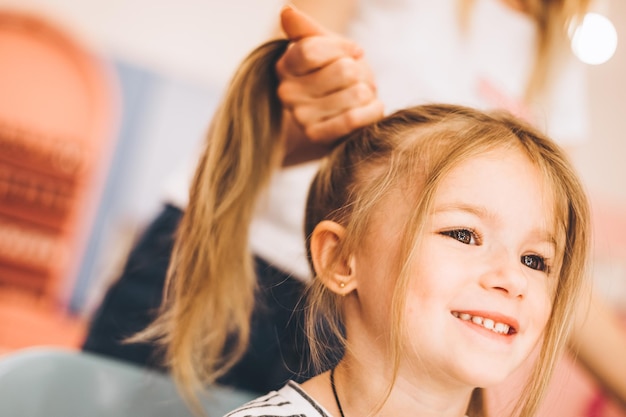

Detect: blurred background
[0, 0, 286, 350]
[0, 0, 623, 413]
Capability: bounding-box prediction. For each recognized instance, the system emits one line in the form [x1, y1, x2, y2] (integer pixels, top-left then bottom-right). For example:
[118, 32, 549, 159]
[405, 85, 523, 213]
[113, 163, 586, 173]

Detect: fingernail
[282, 2, 298, 12]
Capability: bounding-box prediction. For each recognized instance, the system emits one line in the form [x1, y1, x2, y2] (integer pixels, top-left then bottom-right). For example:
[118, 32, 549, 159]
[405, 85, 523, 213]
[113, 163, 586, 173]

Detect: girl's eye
[521, 254, 549, 273]
[442, 229, 478, 245]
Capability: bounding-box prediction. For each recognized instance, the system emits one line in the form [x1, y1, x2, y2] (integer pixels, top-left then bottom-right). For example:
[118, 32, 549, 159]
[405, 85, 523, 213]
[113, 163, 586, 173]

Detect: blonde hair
[458, 0, 591, 102]
[136, 39, 290, 410]
[140, 39, 590, 417]
[304, 104, 590, 417]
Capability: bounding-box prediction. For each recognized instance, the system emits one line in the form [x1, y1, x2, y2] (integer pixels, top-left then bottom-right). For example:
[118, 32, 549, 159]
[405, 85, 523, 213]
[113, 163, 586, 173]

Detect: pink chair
[0, 10, 120, 304]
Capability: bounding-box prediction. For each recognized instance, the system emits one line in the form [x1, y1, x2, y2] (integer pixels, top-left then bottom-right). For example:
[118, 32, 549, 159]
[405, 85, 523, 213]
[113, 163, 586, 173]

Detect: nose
[479, 247, 528, 299]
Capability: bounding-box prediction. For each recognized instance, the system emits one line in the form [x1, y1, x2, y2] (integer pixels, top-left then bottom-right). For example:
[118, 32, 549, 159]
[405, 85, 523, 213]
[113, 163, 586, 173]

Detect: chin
[456, 362, 521, 389]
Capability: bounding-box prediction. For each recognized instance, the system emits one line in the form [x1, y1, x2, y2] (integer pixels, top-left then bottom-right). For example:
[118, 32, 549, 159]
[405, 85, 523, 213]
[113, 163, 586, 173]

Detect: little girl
[141, 39, 590, 417]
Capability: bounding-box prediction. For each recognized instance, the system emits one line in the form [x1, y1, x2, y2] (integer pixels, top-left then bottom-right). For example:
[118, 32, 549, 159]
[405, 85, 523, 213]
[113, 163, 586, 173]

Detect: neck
[328, 352, 473, 417]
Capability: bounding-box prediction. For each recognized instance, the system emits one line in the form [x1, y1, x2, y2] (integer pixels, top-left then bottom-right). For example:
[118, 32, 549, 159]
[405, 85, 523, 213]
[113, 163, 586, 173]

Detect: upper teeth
[452, 311, 511, 335]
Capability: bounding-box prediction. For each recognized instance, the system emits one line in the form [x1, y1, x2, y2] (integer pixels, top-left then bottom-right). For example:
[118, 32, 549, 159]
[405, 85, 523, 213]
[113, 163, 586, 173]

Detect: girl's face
[354, 146, 557, 389]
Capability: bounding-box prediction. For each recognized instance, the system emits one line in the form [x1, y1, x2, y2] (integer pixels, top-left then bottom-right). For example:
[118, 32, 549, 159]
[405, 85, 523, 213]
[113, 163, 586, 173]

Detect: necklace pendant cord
[330, 367, 346, 417]
[330, 367, 470, 417]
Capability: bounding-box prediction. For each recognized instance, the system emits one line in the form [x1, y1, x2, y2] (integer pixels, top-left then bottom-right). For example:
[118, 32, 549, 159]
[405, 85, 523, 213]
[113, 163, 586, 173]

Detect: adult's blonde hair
[140, 38, 590, 417]
[458, 0, 591, 102]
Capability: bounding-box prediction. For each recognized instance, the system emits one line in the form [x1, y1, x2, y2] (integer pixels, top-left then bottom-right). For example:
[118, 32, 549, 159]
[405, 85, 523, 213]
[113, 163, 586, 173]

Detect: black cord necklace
[330, 367, 346, 417]
[330, 367, 470, 417]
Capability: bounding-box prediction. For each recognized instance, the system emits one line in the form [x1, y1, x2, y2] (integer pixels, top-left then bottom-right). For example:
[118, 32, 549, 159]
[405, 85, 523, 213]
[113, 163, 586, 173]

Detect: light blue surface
[71, 59, 221, 312]
[0, 347, 257, 417]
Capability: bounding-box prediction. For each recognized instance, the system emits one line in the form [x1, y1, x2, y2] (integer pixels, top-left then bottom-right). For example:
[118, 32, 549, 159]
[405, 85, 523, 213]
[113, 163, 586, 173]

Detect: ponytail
[136, 39, 290, 409]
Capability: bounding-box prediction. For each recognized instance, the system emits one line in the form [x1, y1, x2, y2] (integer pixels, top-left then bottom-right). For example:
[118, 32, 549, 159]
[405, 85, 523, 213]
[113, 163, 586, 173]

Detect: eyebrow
[432, 203, 557, 247]
[432, 203, 492, 219]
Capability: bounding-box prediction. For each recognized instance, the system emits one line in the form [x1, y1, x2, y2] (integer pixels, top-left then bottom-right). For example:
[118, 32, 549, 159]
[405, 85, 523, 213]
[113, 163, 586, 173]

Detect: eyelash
[440, 228, 481, 245]
[441, 228, 551, 273]
[521, 254, 551, 274]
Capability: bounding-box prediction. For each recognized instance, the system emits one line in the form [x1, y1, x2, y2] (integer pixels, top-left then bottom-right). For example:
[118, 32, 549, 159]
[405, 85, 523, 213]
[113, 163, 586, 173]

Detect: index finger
[277, 36, 363, 77]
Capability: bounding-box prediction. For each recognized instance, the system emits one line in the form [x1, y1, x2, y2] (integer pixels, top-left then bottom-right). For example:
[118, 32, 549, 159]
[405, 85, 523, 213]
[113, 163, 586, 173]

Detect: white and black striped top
[224, 381, 332, 417]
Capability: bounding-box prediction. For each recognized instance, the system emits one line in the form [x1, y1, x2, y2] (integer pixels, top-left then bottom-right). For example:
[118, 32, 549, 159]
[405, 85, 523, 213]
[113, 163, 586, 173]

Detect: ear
[310, 220, 357, 295]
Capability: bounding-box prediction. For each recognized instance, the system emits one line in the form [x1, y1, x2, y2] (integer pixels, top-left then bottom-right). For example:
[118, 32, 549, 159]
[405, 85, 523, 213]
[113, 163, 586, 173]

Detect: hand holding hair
[276, 6, 384, 145]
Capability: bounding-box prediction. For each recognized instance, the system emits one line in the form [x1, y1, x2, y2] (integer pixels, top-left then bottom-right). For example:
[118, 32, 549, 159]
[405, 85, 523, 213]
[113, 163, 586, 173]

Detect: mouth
[451, 311, 517, 335]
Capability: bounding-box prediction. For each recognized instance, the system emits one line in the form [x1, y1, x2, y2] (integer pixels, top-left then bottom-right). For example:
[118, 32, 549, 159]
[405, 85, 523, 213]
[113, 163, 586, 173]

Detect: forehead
[433, 147, 557, 233]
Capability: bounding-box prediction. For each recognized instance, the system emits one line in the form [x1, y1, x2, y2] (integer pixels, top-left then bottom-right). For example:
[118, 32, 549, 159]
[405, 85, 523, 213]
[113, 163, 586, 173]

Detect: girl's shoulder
[223, 381, 331, 417]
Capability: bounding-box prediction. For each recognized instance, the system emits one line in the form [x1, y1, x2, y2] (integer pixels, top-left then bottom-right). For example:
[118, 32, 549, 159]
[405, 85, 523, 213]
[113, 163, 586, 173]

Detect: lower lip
[455, 317, 515, 345]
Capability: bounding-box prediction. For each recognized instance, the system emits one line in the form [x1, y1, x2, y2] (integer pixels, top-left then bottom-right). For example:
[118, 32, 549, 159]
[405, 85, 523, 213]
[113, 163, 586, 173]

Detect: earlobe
[310, 220, 357, 296]
[331, 255, 357, 296]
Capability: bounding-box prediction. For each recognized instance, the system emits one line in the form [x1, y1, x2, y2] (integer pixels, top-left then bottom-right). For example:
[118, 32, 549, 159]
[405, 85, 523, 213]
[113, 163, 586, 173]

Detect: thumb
[280, 5, 330, 40]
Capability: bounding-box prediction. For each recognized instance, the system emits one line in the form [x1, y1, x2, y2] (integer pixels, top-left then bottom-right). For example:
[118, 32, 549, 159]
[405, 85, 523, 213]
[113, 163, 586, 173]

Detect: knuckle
[351, 82, 373, 104]
[336, 58, 359, 84]
[278, 49, 299, 76]
[299, 38, 324, 63]
[361, 102, 385, 125]
[292, 106, 309, 124]
[342, 110, 361, 131]
[276, 83, 292, 102]
[304, 125, 323, 142]
[275, 58, 286, 78]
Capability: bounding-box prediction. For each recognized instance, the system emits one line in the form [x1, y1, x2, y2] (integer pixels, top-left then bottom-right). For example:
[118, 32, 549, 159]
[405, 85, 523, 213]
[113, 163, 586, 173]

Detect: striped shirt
[224, 381, 332, 417]
[224, 381, 472, 417]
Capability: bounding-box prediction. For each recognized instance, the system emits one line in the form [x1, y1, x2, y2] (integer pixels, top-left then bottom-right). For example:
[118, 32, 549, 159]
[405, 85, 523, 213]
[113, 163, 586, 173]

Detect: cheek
[404, 254, 460, 317]
[527, 278, 554, 330]
[353, 255, 398, 329]
[409, 242, 468, 294]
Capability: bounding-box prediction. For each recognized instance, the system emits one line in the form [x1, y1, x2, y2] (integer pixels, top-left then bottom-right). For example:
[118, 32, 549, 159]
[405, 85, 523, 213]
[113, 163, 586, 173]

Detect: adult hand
[276, 6, 384, 145]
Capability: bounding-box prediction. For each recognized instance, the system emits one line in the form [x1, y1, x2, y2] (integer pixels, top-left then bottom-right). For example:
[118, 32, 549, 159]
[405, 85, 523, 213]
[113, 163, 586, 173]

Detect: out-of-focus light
[571, 12, 618, 65]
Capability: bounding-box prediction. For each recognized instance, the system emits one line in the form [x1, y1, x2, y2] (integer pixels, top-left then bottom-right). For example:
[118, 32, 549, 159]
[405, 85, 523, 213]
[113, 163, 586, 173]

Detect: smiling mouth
[452, 311, 517, 335]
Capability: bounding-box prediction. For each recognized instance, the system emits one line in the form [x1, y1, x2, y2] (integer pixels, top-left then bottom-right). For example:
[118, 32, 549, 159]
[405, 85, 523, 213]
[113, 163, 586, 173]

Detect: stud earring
[339, 281, 346, 289]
